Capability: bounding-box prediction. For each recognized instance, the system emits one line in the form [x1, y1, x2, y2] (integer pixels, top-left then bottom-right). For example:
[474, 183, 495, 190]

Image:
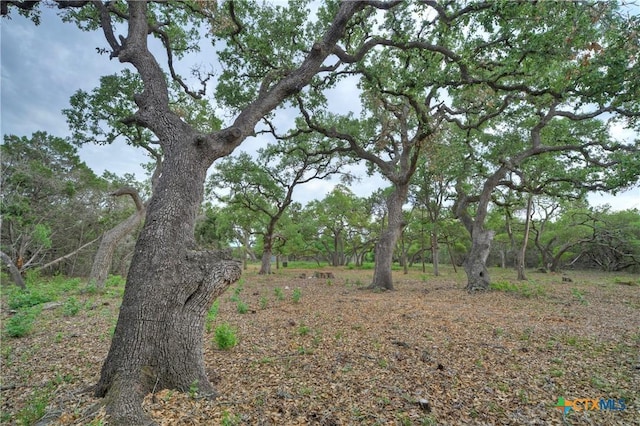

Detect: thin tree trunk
[431, 230, 440, 277]
[517, 195, 533, 281]
[89, 187, 146, 289]
[0, 251, 26, 289]
[445, 240, 457, 273]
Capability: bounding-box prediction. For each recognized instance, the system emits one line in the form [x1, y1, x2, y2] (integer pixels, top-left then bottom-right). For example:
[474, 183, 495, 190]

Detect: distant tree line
[3, 131, 637, 287]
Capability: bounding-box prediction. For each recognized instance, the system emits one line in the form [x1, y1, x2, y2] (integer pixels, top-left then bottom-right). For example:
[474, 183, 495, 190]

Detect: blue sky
[1, 5, 638, 210]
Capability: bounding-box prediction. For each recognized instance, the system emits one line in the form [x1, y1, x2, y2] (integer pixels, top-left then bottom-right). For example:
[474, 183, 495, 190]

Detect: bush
[5, 307, 40, 338]
[105, 275, 126, 287]
[62, 296, 82, 317]
[291, 288, 302, 303]
[214, 323, 238, 350]
[7, 289, 54, 310]
[205, 300, 220, 333]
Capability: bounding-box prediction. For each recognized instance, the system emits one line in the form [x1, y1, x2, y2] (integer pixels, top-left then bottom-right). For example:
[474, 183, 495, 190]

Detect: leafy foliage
[214, 323, 238, 350]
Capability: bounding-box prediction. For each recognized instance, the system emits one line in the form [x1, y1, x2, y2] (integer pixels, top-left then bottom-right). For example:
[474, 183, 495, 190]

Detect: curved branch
[110, 186, 145, 212]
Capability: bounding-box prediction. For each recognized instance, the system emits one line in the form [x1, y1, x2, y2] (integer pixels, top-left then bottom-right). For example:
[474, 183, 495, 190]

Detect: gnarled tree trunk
[94, 143, 242, 424]
[464, 227, 495, 291]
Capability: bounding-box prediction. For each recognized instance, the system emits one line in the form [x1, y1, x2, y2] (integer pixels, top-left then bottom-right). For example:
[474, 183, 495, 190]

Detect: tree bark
[370, 185, 409, 290]
[89, 187, 145, 289]
[464, 227, 495, 291]
[259, 243, 272, 274]
[94, 146, 242, 423]
[0, 251, 25, 289]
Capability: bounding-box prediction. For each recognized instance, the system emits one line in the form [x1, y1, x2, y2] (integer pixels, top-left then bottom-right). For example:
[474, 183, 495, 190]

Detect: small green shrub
[188, 380, 199, 398]
[490, 280, 518, 293]
[51, 275, 81, 292]
[291, 288, 302, 303]
[298, 325, 310, 336]
[274, 287, 284, 301]
[105, 275, 126, 287]
[62, 296, 82, 317]
[221, 410, 241, 426]
[214, 323, 238, 350]
[205, 300, 220, 333]
[259, 296, 268, 309]
[490, 280, 545, 298]
[7, 289, 53, 310]
[571, 288, 589, 305]
[5, 307, 40, 338]
[236, 300, 249, 314]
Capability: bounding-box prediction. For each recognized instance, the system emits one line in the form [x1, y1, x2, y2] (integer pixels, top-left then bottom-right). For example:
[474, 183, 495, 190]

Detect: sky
[1, 4, 638, 211]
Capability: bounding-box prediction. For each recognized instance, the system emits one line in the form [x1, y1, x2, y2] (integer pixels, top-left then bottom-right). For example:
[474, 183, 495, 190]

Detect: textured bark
[464, 227, 495, 291]
[259, 246, 272, 275]
[370, 185, 409, 290]
[94, 139, 242, 424]
[89, 187, 145, 289]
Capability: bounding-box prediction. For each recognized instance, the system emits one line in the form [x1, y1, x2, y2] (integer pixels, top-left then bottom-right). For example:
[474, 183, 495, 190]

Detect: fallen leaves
[1, 267, 638, 425]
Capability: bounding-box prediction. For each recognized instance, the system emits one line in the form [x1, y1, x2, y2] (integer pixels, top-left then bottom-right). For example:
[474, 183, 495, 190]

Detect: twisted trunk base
[95, 250, 241, 425]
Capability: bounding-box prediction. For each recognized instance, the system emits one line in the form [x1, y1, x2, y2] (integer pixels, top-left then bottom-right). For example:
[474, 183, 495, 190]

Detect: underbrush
[490, 279, 546, 298]
[2, 273, 125, 339]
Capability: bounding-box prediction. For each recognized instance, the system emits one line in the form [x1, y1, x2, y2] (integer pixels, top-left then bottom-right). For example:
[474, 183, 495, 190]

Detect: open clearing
[1, 266, 639, 425]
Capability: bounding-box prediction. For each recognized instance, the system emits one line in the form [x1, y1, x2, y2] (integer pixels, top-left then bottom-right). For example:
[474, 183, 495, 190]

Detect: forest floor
[1, 265, 639, 425]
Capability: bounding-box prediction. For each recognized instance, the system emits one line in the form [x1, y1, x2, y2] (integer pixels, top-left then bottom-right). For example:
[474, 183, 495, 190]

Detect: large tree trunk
[464, 227, 495, 292]
[259, 248, 272, 274]
[89, 187, 145, 289]
[259, 230, 274, 274]
[94, 140, 241, 424]
[370, 185, 408, 290]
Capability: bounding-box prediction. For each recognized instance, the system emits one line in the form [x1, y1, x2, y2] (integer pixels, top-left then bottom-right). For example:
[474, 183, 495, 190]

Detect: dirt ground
[1, 265, 639, 425]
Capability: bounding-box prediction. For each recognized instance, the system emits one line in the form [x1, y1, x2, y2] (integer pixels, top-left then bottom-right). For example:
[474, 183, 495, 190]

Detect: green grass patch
[274, 287, 285, 301]
[490, 280, 546, 298]
[15, 384, 52, 425]
[236, 300, 249, 314]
